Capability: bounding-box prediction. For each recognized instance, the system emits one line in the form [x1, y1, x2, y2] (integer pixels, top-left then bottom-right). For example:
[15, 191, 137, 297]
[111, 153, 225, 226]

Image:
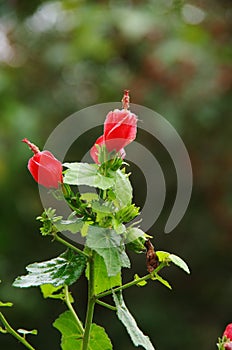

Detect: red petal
[104, 109, 137, 151]
[224, 324, 232, 341]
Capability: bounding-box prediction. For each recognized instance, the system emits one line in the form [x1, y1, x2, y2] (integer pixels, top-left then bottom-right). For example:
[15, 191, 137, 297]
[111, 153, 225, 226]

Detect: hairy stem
[96, 262, 166, 299]
[0, 312, 36, 350]
[64, 285, 84, 334]
[53, 232, 89, 258]
[82, 251, 95, 350]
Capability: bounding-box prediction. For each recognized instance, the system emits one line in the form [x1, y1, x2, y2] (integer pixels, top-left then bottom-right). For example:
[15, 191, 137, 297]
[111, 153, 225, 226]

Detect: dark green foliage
[13, 250, 87, 288]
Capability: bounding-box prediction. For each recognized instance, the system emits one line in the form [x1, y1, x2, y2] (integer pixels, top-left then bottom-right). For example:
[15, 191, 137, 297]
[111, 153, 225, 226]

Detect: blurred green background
[0, 0, 232, 349]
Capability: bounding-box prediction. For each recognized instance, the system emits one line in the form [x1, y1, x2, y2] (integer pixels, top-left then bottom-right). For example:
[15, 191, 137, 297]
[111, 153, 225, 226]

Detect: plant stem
[82, 251, 95, 350]
[0, 312, 36, 350]
[64, 285, 84, 334]
[95, 299, 117, 311]
[96, 262, 166, 299]
[53, 232, 89, 258]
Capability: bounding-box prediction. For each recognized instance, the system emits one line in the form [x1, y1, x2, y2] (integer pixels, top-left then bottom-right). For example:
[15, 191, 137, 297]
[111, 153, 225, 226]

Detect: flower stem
[64, 285, 84, 334]
[53, 232, 89, 259]
[96, 262, 166, 299]
[95, 299, 117, 311]
[0, 312, 36, 350]
[82, 251, 95, 350]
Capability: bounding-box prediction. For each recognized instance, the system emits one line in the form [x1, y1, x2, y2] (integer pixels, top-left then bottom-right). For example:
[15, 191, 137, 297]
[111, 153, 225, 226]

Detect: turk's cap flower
[22, 138, 63, 189]
[103, 109, 138, 152]
[90, 90, 138, 164]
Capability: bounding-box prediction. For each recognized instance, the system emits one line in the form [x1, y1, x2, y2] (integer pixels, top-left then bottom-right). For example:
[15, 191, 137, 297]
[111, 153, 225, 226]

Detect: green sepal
[115, 204, 140, 223]
[99, 157, 123, 172]
[13, 249, 87, 288]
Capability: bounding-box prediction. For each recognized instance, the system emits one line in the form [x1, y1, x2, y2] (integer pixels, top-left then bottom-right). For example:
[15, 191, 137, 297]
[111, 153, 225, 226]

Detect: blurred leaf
[13, 250, 87, 288]
[0, 301, 13, 307]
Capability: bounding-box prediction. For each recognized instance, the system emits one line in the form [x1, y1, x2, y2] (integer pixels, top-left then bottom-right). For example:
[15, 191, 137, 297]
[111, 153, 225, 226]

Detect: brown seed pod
[144, 239, 159, 273]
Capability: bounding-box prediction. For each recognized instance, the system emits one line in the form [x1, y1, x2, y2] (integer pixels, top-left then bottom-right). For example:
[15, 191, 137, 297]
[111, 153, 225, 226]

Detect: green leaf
[156, 251, 170, 262]
[0, 301, 13, 307]
[169, 254, 190, 274]
[40, 284, 74, 302]
[156, 251, 190, 274]
[53, 311, 112, 350]
[0, 327, 7, 334]
[80, 193, 99, 202]
[134, 274, 147, 287]
[13, 250, 87, 288]
[153, 274, 172, 290]
[63, 163, 114, 190]
[17, 329, 38, 336]
[113, 292, 155, 350]
[91, 200, 116, 214]
[86, 253, 121, 294]
[113, 169, 132, 207]
[86, 226, 130, 276]
[55, 217, 83, 234]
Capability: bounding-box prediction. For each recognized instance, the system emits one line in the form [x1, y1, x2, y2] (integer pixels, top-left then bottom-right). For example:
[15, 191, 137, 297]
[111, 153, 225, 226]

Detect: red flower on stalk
[224, 324, 232, 341]
[90, 90, 138, 164]
[22, 138, 63, 189]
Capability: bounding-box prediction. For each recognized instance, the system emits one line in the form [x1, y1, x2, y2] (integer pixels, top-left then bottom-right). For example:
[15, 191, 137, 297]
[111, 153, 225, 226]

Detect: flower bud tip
[22, 138, 40, 154]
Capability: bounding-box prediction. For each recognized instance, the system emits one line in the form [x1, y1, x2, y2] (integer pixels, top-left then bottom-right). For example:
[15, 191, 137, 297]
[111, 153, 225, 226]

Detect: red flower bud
[22, 138, 63, 189]
[224, 324, 232, 341]
[90, 91, 137, 163]
[103, 108, 137, 151]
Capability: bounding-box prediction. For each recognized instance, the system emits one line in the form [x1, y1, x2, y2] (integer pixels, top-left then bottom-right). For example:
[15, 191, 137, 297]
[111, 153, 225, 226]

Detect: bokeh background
[0, 0, 232, 349]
